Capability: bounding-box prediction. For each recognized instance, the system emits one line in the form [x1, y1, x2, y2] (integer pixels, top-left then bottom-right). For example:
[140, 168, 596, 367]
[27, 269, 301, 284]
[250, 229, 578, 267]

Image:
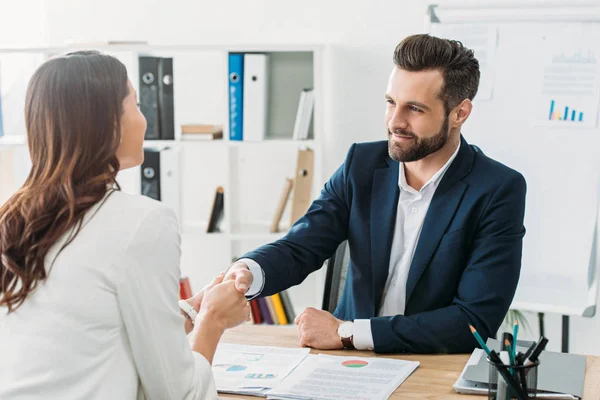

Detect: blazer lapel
[370, 157, 399, 314]
[405, 137, 474, 304]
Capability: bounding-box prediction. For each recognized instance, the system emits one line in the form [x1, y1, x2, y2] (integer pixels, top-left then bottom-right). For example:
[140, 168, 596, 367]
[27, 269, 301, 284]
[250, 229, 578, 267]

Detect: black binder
[138, 56, 174, 140]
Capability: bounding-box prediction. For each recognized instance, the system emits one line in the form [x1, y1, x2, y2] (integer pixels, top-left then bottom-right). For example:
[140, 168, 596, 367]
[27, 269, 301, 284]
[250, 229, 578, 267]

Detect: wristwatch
[338, 321, 355, 349]
[179, 299, 198, 325]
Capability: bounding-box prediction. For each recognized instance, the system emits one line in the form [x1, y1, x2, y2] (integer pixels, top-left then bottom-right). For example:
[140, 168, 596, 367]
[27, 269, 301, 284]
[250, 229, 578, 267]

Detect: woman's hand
[190, 280, 251, 364]
[196, 280, 251, 332]
[181, 274, 225, 334]
[186, 273, 225, 311]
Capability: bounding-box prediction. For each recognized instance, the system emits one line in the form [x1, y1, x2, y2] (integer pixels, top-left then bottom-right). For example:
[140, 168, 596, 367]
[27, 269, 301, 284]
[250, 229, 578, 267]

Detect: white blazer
[0, 190, 218, 399]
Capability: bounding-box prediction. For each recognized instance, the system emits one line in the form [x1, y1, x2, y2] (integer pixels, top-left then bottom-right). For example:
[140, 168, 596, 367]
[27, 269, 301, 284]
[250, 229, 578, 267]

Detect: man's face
[385, 67, 450, 163]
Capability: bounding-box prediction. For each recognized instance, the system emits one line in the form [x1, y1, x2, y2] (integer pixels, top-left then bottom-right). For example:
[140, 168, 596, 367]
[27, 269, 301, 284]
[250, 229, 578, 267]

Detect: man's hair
[393, 34, 480, 114]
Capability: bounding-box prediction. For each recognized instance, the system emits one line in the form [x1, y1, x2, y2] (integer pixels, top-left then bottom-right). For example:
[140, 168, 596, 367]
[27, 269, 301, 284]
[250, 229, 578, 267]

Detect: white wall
[43, 0, 426, 176]
[21, 0, 600, 355]
[0, 0, 46, 47]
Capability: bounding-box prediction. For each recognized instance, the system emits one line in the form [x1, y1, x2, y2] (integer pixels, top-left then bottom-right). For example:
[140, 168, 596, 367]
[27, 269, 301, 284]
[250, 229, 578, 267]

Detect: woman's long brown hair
[0, 51, 129, 312]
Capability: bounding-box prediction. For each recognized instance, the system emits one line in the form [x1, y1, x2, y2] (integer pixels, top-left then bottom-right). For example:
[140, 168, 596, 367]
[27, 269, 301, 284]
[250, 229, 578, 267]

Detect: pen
[524, 336, 549, 367]
[522, 336, 543, 361]
[515, 352, 529, 396]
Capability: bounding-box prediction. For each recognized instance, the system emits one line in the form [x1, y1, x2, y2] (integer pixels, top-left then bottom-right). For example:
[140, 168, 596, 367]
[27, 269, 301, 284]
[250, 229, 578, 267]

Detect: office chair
[321, 240, 350, 313]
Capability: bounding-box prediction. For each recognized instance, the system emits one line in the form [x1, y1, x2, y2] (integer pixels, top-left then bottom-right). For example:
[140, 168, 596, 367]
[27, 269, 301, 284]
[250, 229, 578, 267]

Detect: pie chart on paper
[341, 360, 369, 368]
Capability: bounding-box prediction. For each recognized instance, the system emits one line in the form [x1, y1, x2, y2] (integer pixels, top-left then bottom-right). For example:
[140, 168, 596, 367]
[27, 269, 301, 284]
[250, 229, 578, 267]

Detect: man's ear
[451, 99, 473, 128]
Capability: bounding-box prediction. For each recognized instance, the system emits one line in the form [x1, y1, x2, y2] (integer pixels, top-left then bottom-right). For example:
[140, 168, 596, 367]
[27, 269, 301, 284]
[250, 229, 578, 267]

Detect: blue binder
[228, 53, 244, 141]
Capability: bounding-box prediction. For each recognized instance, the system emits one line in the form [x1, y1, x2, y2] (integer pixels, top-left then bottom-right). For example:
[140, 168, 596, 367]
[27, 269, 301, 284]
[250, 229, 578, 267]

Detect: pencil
[505, 339, 516, 376]
[469, 325, 492, 355]
[513, 320, 519, 360]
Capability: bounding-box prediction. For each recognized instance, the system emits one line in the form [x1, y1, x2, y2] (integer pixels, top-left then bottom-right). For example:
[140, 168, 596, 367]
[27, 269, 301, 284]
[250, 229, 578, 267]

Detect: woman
[0, 51, 250, 399]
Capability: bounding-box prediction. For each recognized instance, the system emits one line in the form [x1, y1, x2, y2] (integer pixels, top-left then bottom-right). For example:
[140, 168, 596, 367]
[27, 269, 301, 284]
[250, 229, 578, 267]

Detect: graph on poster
[536, 43, 600, 128]
[547, 99, 584, 122]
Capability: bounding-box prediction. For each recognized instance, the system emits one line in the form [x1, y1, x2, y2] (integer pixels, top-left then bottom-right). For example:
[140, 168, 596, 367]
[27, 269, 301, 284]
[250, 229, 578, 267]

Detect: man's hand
[223, 262, 254, 294]
[295, 307, 344, 350]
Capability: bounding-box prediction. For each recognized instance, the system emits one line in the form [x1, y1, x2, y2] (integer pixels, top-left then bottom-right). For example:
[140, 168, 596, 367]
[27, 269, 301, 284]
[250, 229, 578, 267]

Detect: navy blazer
[243, 136, 527, 354]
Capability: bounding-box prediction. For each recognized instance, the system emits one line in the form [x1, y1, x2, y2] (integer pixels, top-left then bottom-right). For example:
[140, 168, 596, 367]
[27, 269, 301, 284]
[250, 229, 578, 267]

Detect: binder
[250, 300, 263, 324]
[265, 296, 279, 325]
[140, 147, 181, 219]
[290, 148, 314, 226]
[292, 89, 314, 141]
[243, 54, 268, 142]
[271, 293, 288, 325]
[279, 290, 297, 322]
[139, 57, 160, 140]
[228, 53, 244, 141]
[257, 297, 273, 324]
[157, 57, 175, 140]
[179, 277, 192, 299]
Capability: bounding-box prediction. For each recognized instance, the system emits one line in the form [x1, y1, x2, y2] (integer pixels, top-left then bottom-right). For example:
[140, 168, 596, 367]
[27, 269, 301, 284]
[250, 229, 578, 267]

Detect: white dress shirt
[0, 191, 218, 400]
[243, 142, 460, 351]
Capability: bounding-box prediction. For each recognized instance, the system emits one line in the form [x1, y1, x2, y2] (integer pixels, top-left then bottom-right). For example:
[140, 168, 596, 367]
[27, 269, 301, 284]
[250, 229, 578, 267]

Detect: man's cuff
[237, 258, 265, 299]
[353, 319, 374, 351]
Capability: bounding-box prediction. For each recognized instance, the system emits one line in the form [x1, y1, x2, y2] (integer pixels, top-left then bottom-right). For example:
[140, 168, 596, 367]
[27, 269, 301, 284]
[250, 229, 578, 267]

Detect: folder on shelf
[292, 88, 314, 141]
[271, 293, 288, 325]
[279, 290, 297, 322]
[257, 297, 273, 324]
[250, 299, 263, 324]
[243, 54, 269, 142]
[138, 56, 174, 140]
[270, 177, 294, 233]
[157, 57, 175, 140]
[265, 296, 279, 325]
[207, 186, 225, 233]
[228, 53, 244, 141]
[290, 148, 314, 227]
[179, 277, 193, 299]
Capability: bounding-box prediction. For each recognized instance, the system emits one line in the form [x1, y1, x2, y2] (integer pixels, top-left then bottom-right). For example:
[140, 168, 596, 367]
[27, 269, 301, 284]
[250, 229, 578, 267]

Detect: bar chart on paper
[535, 42, 600, 128]
[547, 99, 585, 122]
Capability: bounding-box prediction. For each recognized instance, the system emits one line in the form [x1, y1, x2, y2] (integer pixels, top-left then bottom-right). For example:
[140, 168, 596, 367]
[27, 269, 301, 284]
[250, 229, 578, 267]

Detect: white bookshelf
[0, 43, 326, 314]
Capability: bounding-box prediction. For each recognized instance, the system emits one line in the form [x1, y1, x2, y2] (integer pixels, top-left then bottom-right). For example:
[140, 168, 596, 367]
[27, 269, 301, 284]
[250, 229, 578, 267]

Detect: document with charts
[212, 343, 310, 397]
[266, 354, 420, 400]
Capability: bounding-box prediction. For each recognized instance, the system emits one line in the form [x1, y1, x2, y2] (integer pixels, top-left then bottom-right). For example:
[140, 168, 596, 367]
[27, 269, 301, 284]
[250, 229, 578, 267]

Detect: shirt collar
[399, 141, 461, 193]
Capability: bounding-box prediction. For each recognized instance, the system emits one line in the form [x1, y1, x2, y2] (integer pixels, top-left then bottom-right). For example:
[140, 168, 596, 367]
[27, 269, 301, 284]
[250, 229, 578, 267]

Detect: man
[224, 34, 526, 354]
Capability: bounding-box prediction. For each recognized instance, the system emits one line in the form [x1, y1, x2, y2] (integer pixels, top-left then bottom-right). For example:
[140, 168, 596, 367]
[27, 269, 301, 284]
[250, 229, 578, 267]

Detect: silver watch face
[337, 321, 354, 338]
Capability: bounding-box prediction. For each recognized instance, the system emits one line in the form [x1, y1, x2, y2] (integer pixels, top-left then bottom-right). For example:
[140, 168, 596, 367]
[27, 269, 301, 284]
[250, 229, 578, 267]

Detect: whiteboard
[427, 3, 600, 317]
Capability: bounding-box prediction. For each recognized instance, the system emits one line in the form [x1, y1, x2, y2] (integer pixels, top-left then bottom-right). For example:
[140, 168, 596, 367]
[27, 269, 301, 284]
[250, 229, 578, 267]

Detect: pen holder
[487, 358, 539, 400]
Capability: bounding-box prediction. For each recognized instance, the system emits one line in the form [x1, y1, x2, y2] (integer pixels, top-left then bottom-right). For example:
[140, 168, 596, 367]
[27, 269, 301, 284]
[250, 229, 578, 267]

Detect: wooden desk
[219, 324, 600, 400]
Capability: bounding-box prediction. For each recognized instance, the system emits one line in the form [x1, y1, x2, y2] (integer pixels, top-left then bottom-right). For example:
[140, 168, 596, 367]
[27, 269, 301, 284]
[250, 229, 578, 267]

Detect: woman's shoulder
[92, 190, 178, 235]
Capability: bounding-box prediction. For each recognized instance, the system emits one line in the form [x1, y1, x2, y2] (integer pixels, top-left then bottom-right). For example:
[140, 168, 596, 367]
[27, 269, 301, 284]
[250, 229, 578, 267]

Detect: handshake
[181, 262, 255, 334]
[183, 262, 346, 351]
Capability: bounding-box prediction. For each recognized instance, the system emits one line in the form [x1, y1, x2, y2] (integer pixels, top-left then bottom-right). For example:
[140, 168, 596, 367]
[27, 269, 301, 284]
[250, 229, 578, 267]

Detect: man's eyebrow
[406, 101, 431, 111]
[385, 95, 431, 111]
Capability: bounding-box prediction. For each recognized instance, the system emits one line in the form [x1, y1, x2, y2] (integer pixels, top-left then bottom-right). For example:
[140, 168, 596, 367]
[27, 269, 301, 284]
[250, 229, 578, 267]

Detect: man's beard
[387, 114, 450, 163]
